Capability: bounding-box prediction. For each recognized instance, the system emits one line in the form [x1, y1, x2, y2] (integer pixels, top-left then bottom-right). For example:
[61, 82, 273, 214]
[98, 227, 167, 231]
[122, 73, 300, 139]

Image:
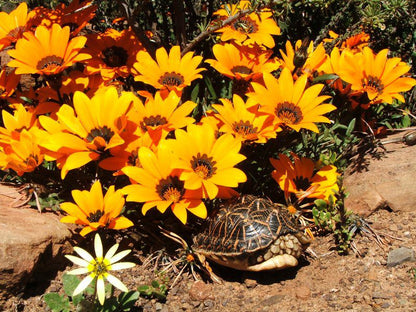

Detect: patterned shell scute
[195, 196, 299, 255]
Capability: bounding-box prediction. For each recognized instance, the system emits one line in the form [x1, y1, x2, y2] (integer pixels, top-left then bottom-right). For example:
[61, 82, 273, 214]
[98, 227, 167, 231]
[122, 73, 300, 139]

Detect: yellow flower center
[275, 102, 303, 125]
[37, 55, 64, 71]
[158, 72, 184, 87]
[87, 210, 104, 223]
[91, 257, 110, 276]
[233, 16, 258, 34]
[231, 65, 252, 76]
[361, 75, 384, 95]
[232, 120, 257, 137]
[157, 176, 184, 203]
[190, 153, 216, 179]
[140, 115, 168, 132]
[102, 45, 129, 67]
[287, 205, 298, 215]
[87, 126, 115, 144]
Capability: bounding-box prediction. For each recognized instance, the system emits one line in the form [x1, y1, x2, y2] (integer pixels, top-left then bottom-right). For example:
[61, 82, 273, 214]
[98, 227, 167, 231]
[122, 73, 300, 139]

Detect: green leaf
[204, 76, 217, 100]
[118, 291, 140, 311]
[312, 74, 339, 82]
[190, 83, 200, 103]
[44, 293, 71, 312]
[346, 118, 356, 137]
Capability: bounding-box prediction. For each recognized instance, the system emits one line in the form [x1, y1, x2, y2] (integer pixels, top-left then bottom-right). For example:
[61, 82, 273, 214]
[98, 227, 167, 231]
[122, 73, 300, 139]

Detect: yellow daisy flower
[206, 42, 280, 82]
[165, 123, 247, 200]
[279, 40, 327, 79]
[132, 45, 205, 97]
[60, 180, 134, 236]
[212, 94, 275, 143]
[7, 23, 91, 75]
[213, 0, 280, 48]
[122, 144, 208, 224]
[39, 87, 136, 178]
[0, 2, 35, 50]
[270, 153, 339, 201]
[336, 47, 416, 105]
[248, 68, 336, 133]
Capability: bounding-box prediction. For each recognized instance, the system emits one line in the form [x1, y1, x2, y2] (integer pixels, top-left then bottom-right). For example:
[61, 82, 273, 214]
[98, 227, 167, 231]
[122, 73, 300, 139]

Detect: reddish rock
[0, 206, 72, 300]
[189, 280, 213, 301]
[344, 133, 416, 216]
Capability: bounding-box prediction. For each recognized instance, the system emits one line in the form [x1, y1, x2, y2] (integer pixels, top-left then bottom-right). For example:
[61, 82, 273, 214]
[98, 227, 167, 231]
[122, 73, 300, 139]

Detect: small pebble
[295, 285, 311, 300]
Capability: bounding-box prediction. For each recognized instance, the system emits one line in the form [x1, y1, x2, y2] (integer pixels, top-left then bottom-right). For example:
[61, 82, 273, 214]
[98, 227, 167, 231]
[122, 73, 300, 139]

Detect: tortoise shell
[193, 195, 310, 271]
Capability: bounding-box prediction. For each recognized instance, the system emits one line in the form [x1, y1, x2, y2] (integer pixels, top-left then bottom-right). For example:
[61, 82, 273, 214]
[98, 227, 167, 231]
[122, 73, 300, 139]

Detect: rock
[259, 294, 285, 306]
[295, 285, 311, 300]
[344, 134, 416, 216]
[0, 206, 72, 300]
[386, 247, 415, 267]
[243, 278, 257, 288]
[188, 280, 213, 301]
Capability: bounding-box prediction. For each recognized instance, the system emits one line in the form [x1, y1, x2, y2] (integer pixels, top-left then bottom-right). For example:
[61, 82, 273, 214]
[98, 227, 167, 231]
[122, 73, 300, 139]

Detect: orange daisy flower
[279, 40, 327, 79]
[60, 180, 134, 236]
[133, 46, 205, 98]
[0, 2, 36, 51]
[38, 0, 97, 36]
[336, 47, 416, 106]
[0, 68, 20, 101]
[122, 145, 208, 224]
[0, 104, 37, 145]
[213, 0, 280, 48]
[212, 94, 275, 143]
[1, 128, 44, 176]
[7, 24, 91, 75]
[270, 153, 339, 201]
[38, 87, 137, 178]
[247, 68, 336, 133]
[83, 28, 143, 81]
[165, 123, 247, 200]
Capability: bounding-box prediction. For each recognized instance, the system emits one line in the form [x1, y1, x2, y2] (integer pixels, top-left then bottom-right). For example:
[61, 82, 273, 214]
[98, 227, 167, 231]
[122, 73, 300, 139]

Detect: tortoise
[192, 195, 311, 271]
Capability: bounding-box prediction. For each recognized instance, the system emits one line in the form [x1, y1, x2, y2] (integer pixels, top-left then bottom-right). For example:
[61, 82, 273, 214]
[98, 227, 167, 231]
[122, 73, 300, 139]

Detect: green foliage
[45, 274, 138, 311]
[409, 267, 416, 282]
[44, 293, 71, 312]
[102, 291, 140, 312]
[137, 274, 169, 302]
[312, 184, 354, 254]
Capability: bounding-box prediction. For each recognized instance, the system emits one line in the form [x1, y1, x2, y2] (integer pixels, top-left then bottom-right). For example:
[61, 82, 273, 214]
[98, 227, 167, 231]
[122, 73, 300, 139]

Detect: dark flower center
[190, 153, 217, 179]
[156, 176, 184, 202]
[231, 65, 252, 75]
[233, 17, 257, 34]
[37, 55, 64, 71]
[275, 102, 303, 125]
[87, 210, 103, 223]
[233, 120, 257, 137]
[293, 176, 312, 191]
[158, 72, 184, 87]
[361, 75, 384, 94]
[140, 115, 168, 132]
[87, 126, 115, 143]
[102, 45, 128, 67]
[128, 150, 140, 166]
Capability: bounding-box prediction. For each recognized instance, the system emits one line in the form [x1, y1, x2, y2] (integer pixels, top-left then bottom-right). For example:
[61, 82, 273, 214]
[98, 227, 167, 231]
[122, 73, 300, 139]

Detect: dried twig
[181, 8, 251, 56]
